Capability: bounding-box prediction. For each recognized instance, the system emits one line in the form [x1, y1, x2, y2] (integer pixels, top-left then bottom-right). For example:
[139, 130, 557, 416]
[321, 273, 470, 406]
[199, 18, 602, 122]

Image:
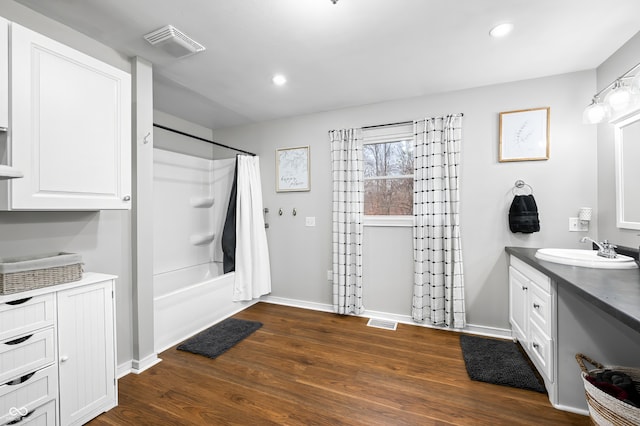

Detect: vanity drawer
[0, 364, 57, 425]
[0, 328, 55, 385]
[529, 282, 552, 335]
[2, 398, 56, 426]
[529, 321, 553, 382]
[0, 295, 55, 342]
[510, 256, 550, 292]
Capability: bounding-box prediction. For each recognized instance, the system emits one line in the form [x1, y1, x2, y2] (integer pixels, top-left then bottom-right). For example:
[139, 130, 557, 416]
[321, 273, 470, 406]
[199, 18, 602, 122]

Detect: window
[362, 125, 414, 225]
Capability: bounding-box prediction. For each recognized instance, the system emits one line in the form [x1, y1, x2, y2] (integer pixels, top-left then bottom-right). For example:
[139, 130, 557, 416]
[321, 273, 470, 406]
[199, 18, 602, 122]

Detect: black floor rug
[459, 334, 546, 393]
[177, 318, 262, 359]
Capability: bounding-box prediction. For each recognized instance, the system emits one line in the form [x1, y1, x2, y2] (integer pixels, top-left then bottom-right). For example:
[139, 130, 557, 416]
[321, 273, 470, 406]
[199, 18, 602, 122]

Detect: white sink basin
[535, 248, 638, 269]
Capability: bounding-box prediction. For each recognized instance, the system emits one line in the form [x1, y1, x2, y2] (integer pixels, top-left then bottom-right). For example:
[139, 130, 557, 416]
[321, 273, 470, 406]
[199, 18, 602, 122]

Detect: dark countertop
[505, 247, 640, 334]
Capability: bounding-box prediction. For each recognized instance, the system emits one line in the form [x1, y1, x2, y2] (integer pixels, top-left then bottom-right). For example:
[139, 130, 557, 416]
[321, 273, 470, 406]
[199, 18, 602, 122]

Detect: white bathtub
[153, 262, 254, 352]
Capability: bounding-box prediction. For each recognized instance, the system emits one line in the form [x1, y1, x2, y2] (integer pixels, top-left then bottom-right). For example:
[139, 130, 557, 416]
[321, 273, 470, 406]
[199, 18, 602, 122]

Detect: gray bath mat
[459, 334, 546, 393]
[177, 318, 262, 359]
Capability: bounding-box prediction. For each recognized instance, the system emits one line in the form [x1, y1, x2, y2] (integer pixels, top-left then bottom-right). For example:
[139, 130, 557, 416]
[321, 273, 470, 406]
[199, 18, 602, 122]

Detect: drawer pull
[522, 286, 528, 291]
[532, 342, 539, 349]
[60, 355, 69, 363]
[7, 407, 33, 425]
[5, 298, 32, 306]
[533, 303, 540, 309]
[5, 372, 36, 386]
[8, 407, 28, 417]
[4, 334, 33, 345]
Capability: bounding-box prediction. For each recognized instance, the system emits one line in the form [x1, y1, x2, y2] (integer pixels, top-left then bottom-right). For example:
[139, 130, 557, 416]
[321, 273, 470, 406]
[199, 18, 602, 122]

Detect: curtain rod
[362, 120, 412, 130]
[152, 123, 256, 156]
[362, 114, 464, 130]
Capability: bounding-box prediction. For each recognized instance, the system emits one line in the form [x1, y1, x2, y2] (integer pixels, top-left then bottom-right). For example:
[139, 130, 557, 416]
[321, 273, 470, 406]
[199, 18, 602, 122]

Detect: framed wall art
[276, 146, 310, 192]
[499, 107, 550, 162]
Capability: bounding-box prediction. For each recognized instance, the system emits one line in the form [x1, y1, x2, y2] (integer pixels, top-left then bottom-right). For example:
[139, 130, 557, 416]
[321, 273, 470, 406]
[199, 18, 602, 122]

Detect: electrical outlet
[569, 217, 588, 232]
[305, 216, 316, 227]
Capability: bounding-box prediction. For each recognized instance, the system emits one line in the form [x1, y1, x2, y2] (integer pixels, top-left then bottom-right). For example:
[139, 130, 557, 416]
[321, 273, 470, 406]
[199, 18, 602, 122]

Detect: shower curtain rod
[362, 114, 464, 130]
[153, 123, 256, 156]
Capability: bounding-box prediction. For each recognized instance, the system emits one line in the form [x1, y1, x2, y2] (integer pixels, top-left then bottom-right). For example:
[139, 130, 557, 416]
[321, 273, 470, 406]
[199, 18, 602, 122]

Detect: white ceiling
[15, 0, 640, 130]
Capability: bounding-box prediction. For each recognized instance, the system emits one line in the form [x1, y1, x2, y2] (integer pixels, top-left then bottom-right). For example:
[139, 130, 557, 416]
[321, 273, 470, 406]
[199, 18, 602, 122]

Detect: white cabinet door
[508, 265, 528, 343]
[6, 23, 131, 210]
[57, 280, 116, 426]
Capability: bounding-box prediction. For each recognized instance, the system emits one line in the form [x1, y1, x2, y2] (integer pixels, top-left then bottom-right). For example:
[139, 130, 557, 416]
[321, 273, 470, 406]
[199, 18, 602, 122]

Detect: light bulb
[631, 73, 640, 94]
[582, 100, 610, 124]
[489, 23, 514, 38]
[605, 81, 635, 111]
[272, 74, 287, 86]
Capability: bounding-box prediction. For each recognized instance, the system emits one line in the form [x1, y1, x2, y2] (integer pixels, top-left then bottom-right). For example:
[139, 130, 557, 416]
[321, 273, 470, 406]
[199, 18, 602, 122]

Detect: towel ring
[512, 180, 533, 196]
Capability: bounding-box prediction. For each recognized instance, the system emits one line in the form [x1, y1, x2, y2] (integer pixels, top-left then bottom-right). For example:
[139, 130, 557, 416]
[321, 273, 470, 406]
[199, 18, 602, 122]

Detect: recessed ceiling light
[272, 74, 287, 86]
[489, 23, 514, 38]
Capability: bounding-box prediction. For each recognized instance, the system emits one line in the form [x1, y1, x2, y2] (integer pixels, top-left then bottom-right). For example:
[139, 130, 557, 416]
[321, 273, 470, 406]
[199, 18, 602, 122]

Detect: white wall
[214, 71, 597, 330]
[596, 31, 640, 247]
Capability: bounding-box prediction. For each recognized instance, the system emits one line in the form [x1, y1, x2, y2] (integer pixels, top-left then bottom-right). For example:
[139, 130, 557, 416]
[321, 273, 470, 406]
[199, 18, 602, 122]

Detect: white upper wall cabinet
[0, 22, 131, 210]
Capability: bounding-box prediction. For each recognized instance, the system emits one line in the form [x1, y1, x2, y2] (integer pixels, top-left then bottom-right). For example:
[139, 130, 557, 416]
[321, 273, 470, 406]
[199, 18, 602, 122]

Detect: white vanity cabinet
[0, 274, 117, 426]
[0, 21, 131, 210]
[508, 256, 557, 403]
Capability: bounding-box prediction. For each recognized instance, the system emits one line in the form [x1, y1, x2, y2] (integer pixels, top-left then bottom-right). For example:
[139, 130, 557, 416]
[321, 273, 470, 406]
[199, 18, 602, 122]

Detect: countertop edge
[0, 271, 117, 303]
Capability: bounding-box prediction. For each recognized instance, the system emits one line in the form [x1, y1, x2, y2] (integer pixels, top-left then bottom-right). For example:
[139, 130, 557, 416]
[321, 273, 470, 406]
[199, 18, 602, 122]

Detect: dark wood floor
[88, 302, 590, 425]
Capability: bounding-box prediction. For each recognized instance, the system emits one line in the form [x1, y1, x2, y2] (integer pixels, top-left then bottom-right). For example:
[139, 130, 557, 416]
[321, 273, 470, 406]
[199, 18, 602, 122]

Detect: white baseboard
[117, 354, 163, 378]
[117, 362, 132, 379]
[261, 296, 511, 338]
[553, 404, 589, 417]
[261, 295, 334, 313]
[131, 353, 163, 374]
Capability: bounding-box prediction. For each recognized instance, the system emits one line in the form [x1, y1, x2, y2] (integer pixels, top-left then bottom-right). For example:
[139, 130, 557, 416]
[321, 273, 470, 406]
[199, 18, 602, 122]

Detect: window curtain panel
[233, 155, 272, 301]
[412, 114, 466, 328]
[329, 129, 364, 315]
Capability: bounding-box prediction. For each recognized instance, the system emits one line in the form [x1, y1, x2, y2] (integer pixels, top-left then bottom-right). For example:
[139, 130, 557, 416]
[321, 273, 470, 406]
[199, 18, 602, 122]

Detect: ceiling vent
[143, 25, 205, 58]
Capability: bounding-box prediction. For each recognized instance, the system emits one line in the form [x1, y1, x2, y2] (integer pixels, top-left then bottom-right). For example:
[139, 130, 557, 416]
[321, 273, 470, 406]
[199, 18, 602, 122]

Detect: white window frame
[362, 125, 414, 227]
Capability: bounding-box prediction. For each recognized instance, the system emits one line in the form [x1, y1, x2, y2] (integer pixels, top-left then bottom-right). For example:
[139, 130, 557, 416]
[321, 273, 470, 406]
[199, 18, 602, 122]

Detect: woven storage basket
[576, 354, 640, 426]
[0, 252, 83, 295]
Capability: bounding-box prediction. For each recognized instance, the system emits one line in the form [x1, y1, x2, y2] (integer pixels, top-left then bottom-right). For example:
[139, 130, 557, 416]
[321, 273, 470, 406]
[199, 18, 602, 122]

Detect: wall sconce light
[583, 62, 640, 124]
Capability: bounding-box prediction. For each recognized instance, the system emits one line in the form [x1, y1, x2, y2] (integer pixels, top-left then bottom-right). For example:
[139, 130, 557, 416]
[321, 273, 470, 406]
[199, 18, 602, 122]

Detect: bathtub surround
[151, 134, 246, 352]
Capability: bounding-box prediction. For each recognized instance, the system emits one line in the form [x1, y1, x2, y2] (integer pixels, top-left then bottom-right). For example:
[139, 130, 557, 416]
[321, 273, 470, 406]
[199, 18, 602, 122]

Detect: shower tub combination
[152, 145, 251, 352]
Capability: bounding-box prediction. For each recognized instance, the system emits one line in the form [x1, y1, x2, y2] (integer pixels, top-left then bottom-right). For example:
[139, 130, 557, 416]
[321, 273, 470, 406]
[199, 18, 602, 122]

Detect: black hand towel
[509, 194, 540, 233]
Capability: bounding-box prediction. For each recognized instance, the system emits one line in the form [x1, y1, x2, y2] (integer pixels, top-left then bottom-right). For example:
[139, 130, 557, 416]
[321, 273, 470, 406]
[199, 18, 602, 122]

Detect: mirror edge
[613, 108, 640, 230]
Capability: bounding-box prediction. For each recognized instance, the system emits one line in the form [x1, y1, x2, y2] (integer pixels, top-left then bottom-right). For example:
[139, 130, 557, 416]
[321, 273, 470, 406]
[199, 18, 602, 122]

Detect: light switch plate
[305, 216, 316, 227]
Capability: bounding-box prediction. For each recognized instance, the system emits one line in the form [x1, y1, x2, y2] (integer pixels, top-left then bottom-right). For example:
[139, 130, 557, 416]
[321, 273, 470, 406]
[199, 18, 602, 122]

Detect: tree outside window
[363, 139, 413, 216]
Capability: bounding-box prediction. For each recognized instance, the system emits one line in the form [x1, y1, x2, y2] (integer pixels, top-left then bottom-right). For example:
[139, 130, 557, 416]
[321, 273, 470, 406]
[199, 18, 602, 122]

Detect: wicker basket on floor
[0, 252, 83, 295]
[576, 353, 640, 426]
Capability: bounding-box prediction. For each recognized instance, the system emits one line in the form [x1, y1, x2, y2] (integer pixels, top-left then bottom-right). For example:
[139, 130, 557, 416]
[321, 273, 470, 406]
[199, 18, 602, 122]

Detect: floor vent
[367, 318, 398, 331]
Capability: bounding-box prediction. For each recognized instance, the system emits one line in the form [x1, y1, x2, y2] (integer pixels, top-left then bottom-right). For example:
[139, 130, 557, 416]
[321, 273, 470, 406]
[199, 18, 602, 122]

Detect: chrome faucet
[580, 237, 618, 258]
